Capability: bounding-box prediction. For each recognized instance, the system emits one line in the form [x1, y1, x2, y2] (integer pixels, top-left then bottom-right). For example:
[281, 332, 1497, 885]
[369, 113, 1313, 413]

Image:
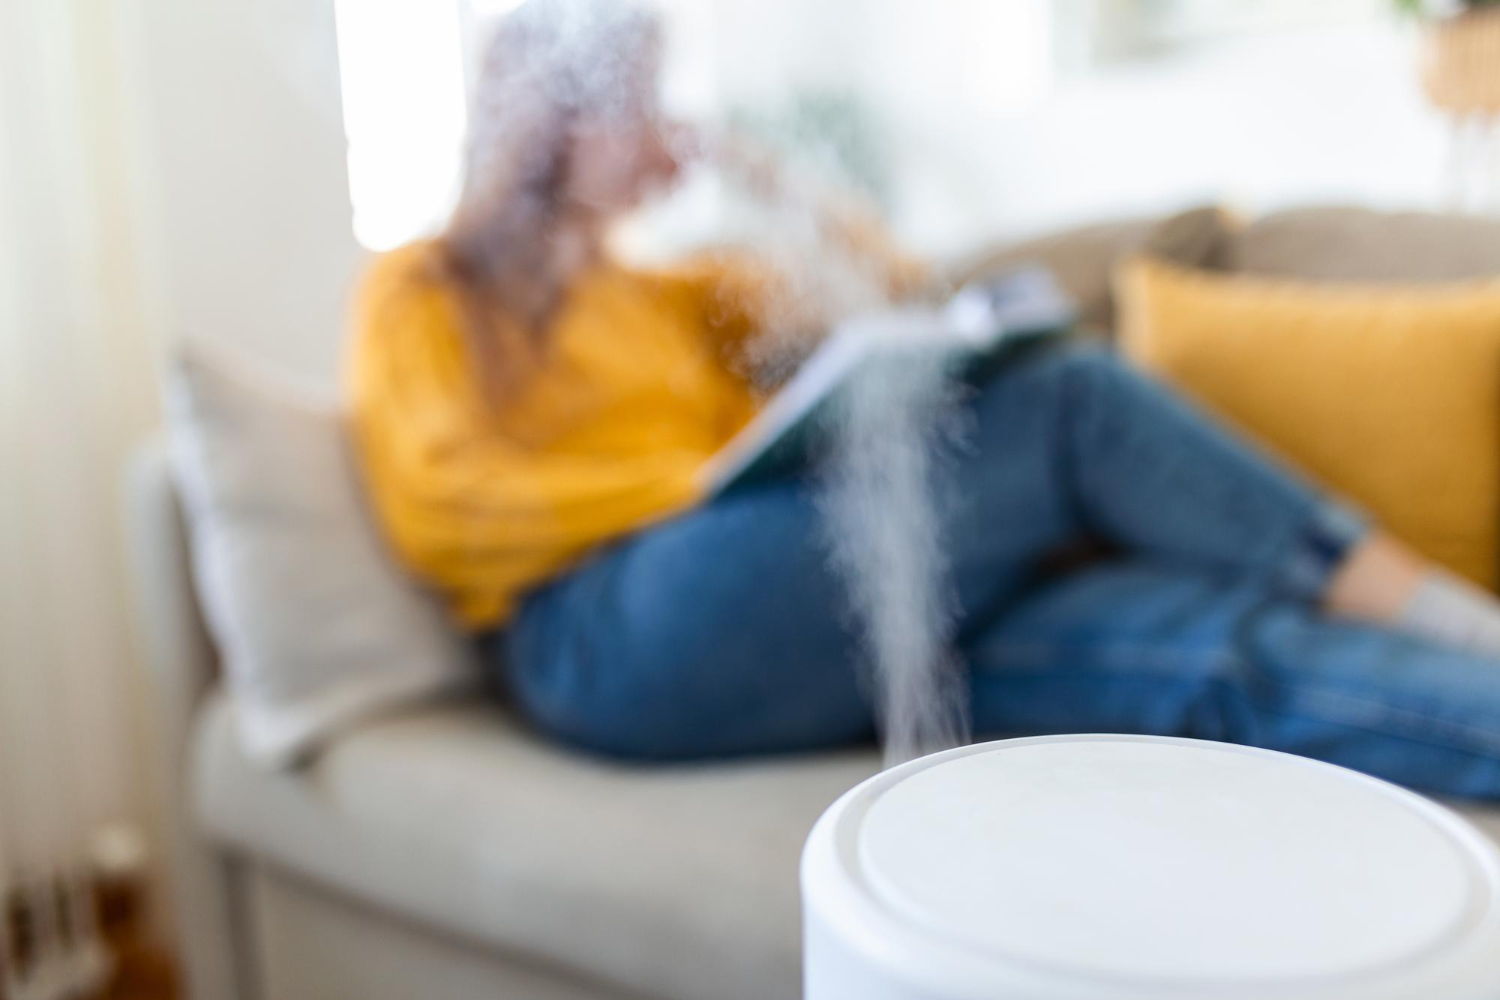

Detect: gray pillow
[167, 338, 473, 767]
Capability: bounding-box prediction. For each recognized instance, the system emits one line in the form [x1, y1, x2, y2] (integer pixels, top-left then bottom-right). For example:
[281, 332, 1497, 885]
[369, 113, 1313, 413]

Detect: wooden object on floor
[95, 874, 179, 1000]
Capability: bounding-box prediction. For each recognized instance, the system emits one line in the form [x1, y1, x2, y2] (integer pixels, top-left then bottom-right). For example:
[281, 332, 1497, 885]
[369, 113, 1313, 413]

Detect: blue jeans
[490, 346, 1500, 799]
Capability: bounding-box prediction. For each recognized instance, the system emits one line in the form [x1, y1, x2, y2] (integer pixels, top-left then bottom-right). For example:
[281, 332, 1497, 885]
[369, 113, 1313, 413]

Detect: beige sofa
[127, 206, 1500, 1000]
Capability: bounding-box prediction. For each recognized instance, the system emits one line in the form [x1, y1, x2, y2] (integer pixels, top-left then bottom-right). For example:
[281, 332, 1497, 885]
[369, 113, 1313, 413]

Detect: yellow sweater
[348, 243, 764, 629]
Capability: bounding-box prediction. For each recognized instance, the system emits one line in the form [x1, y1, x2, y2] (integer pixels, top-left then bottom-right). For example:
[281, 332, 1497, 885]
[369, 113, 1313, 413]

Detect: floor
[97, 875, 180, 1000]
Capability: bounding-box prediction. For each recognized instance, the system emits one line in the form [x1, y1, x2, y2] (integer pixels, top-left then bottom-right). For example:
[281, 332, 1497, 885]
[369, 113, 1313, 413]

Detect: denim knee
[1015, 342, 1141, 435]
[1022, 341, 1121, 392]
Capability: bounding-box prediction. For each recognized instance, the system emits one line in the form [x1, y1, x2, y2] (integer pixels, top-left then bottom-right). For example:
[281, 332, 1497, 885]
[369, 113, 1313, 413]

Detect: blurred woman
[350, 0, 1500, 797]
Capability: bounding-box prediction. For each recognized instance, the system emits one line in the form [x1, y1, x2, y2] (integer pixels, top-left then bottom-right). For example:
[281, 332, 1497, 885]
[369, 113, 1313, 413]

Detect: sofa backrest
[958, 205, 1500, 338]
[126, 438, 219, 739]
[950, 206, 1232, 334]
[1228, 207, 1500, 284]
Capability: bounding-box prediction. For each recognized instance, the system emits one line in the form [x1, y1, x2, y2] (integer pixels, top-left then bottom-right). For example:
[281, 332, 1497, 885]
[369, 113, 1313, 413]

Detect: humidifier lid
[809, 734, 1500, 998]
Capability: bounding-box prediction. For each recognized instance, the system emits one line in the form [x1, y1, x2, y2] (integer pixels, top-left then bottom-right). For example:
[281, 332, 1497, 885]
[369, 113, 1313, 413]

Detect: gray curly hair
[438, 0, 660, 405]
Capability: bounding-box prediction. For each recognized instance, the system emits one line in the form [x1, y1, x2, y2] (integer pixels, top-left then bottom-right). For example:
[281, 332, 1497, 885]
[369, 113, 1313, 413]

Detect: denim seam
[1050, 346, 1095, 539]
[1263, 680, 1500, 760]
[982, 651, 1500, 763]
[978, 639, 1241, 677]
[1072, 368, 1269, 555]
[1070, 354, 1344, 601]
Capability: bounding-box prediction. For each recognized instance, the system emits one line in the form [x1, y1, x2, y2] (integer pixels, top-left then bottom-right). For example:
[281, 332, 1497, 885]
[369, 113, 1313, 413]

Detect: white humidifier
[802, 734, 1500, 999]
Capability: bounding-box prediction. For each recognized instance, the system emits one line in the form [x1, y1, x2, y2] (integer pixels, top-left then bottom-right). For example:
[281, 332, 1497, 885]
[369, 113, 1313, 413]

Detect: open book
[699, 266, 1077, 496]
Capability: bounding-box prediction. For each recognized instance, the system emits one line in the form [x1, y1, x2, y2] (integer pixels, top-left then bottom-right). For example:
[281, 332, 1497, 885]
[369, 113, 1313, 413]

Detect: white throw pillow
[166, 338, 473, 767]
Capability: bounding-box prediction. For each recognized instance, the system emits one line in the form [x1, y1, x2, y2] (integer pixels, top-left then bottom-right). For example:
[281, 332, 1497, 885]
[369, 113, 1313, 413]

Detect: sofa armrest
[125, 435, 249, 1000]
[127, 436, 216, 734]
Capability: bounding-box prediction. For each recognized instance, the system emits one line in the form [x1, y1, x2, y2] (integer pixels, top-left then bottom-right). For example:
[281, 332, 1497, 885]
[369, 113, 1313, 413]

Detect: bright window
[332, 0, 469, 251]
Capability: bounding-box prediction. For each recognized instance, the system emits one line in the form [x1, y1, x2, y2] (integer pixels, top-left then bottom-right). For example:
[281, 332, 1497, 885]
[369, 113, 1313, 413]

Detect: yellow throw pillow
[1117, 256, 1500, 590]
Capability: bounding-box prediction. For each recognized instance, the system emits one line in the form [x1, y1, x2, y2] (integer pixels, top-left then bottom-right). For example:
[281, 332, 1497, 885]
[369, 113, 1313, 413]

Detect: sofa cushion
[192, 692, 879, 1000]
[1228, 207, 1500, 283]
[1118, 256, 1500, 590]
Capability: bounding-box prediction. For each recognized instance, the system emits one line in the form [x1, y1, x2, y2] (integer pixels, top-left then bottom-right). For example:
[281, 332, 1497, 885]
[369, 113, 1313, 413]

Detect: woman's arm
[348, 255, 705, 624]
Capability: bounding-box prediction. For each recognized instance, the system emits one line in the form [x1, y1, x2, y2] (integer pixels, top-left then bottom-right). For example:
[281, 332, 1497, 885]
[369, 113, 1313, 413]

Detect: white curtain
[0, 0, 161, 994]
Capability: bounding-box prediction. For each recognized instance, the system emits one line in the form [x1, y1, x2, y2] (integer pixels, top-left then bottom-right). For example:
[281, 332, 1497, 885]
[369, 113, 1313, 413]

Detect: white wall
[128, 0, 361, 383]
[659, 6, 1450, 257]
[882, 21, 1450, 255]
